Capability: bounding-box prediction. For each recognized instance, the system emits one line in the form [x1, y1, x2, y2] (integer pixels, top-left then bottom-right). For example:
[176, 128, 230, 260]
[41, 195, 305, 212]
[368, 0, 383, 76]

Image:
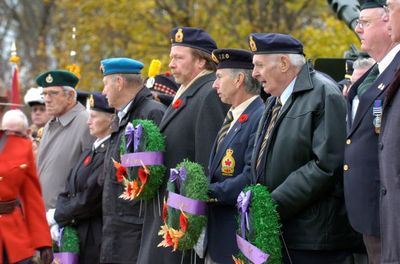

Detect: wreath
[233, 184, 282, 264]
[113, 119, 166, 200]
[52, 226, 79, 264]
[158, 160, 208, 251]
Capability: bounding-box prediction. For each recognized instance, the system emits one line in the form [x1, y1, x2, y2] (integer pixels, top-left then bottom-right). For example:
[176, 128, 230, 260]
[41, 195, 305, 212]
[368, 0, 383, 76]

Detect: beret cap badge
[45, 74, 53, 83]
[175, 28, 184, 43]
[89, 94, 95, 108]
[100, 63, 105, 74]
[211, 53, 219, 64]
[249, 36, 257, 52]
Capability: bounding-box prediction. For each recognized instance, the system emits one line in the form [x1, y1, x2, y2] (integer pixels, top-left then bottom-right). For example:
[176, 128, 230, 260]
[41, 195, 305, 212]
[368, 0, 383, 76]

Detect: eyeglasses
[41, 90, 63, 97]
[355, 19, 371, 30]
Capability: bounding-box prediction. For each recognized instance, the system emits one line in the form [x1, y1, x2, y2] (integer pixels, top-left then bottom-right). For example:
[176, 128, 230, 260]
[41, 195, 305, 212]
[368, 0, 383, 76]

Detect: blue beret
[248, 33, 304, 55]
[360, 0, 385, 10]
[88, 92, 115, 113]
[36, 70, 79, 88]
[212, 48, 254, 70]
[100, 58, 144, 76]
[170, 27, 217, 54]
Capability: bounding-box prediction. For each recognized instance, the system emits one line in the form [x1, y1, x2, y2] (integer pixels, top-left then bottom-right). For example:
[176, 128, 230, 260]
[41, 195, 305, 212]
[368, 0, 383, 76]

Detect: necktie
[216, 111, 234, 151]
[357, 64, 379, 97]
[256, 98, 282, 170]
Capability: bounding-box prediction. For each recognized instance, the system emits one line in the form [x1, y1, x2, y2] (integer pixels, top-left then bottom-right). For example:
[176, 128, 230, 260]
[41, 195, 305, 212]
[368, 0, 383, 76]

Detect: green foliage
[236, 184, 281, 264]
[60, 226, 80, 253]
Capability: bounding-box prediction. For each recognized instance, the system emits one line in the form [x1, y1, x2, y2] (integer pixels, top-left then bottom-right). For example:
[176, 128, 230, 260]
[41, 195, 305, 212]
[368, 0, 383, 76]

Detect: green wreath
[158, 160, 208, 251]
[233, 184, 282, 264]
[114, 119, 166, 200]
[52, 226, 79, 264]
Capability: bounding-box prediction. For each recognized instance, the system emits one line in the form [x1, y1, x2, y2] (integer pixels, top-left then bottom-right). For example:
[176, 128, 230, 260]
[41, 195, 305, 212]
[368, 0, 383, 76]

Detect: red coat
[0, 132, 52, 263]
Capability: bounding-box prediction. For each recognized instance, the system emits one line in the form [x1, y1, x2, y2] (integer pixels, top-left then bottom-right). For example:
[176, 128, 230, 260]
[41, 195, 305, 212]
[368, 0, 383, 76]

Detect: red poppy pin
[172, 99, 183, 109]
[238, 114, 248, 123]
[83, 155, 91, 166]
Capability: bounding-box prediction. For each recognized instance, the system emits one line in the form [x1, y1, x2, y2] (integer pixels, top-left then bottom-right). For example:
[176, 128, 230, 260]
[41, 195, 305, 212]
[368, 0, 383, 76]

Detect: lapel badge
[249, 36, 257, 52]
[175, 28, 184, 43]
[221, 148, 235, 176]
[378, 83, 385, 90]
[45, 74, 53, 83]
[19, 164, 28, 169]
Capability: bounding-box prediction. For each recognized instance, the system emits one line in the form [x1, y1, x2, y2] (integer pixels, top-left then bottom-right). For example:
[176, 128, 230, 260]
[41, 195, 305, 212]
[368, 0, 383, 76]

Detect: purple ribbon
[125, 123, 143, 152]
[236, 234, 269, 264]
[167, 192, 207, 216]
[53, 252, 79, 264]
[237, 190, 251, 238]
[169, 167, 187, 190]
[121, 152, 163, 167]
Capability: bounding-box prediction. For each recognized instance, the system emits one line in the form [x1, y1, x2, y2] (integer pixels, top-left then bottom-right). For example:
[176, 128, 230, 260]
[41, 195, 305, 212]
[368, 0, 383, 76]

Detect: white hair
[62, 86, 77, 100]
[287, 54, 306, 68]
[2, 109, 29, 131]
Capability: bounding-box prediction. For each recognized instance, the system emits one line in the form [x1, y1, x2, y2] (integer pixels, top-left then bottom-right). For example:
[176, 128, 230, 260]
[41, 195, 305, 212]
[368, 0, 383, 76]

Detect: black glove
[39, 247, 54, 264]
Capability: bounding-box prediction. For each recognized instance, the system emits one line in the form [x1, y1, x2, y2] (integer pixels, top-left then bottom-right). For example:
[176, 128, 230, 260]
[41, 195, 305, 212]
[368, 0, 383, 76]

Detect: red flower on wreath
[172, 99, 183, 109]
[238, 114, 248, 123]
[179, 212, 188, 232]
[112, 159, 127, 183]
[162, 199, 168, 223]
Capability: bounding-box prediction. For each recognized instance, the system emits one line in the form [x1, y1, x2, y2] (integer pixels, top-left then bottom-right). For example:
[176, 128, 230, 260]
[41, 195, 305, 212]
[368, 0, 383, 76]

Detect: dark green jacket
[252, 62, 361, 250]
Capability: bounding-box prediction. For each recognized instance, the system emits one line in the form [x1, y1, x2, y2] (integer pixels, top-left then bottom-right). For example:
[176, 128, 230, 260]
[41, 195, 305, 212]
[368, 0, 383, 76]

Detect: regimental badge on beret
[249, 36, 257, 52]
[100, 63, 105, 74]
[211, 52, 219, 63]
[46, 74, 53, 83]
[89, 94, 95, 108]
[175, 28, 184, 43]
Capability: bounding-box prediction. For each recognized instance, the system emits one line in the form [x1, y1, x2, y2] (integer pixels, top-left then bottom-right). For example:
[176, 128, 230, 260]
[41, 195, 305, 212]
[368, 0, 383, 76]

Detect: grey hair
[287, 54, 306, 68]
[62, 86, 77, 100]
[228, 68, 261, 95]
[2, 109, 29, 129]
[353, 57, 376, 70]
[112, 73, 143, 88]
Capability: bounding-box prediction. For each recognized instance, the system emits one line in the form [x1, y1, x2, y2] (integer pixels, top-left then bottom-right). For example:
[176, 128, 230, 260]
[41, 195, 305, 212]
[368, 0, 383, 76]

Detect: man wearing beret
[100, 57, 165, 263]
[137, 27, 228, 264]
[250, 33, 361, 263]
[205, 48, 263, 264]
[344, 1, 400, 263]
[37, 70, 94, 211]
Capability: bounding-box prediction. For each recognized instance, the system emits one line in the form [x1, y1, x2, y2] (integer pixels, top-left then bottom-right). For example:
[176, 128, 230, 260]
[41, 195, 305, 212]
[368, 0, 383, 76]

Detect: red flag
[10, 66, 21, 109]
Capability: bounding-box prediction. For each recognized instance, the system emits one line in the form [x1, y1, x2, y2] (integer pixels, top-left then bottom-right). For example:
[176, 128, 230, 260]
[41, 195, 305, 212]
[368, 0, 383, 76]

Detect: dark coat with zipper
[252, 62, 362, 250]
[137, 72, 229, 264]
[55, 139, 110, 264]
[100, 87, 165, 263]
[207, 97, 264, 263]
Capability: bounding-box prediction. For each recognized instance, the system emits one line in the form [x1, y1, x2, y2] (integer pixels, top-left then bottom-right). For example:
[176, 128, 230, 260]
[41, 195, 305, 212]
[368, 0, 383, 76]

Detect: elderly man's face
[42, 87, 73, 117]
[102, 75, 121, 109]
[213, 69, 237, 105]
[355, 8, 390, 57]
[387, 0, 400, 42]
[252, 54, 286, 97]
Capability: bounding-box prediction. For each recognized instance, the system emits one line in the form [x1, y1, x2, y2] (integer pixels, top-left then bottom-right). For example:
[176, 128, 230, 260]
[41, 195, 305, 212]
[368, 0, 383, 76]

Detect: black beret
[88, 92, 114, 113]
[360, 0, 386, 10]
[170, 27, 217, 54]
[248, 33, 304, 55]
[151, 73, 179, 96]
[212, 48, 254, 70]
[36, 70, 79, 88]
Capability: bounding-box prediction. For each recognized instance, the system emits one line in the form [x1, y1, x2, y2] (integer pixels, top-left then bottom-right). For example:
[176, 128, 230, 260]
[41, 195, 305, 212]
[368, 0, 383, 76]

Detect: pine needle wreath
[52, 225, 80, 253]
[234, 184, 282, 264]
[158, 160, 208, 251]
[114, 119, 166, 200]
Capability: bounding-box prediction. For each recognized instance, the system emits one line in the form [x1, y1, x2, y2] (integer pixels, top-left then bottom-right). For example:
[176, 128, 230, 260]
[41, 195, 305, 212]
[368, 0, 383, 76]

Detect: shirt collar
[279, 77, 297, 106]
[378, 44, 400, 74]
[118, 101, 133, 124]
[230, 96, 259, 122]
[93, 135, 111, 150]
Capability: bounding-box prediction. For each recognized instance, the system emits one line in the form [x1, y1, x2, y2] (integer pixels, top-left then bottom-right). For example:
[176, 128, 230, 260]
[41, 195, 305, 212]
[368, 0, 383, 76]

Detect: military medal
[221, 148, 235, 176]
[373, 100, 382, 134]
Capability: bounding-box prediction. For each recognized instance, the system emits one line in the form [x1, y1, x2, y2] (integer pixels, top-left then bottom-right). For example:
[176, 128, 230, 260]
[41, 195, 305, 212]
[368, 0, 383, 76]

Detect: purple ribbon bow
[125, 123, 143, 152]
[237, 190, 252, 238]
[169, 167, 187, 190]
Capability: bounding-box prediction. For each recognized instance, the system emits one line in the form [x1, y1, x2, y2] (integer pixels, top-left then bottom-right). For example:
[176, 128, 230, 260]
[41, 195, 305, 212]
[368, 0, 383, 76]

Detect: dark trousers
[283, 249, 351, 264]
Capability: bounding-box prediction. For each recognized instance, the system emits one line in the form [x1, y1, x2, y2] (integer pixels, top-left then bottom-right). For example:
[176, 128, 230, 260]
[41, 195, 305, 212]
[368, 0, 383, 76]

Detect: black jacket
[100, 87, 165, 263]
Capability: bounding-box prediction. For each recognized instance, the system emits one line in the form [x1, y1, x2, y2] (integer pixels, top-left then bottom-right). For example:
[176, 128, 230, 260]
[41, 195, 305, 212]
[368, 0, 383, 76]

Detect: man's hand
[39, 247, 53, 264]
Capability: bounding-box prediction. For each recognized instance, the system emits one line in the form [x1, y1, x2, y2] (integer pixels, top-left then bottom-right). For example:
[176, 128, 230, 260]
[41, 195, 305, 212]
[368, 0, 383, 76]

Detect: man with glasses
[36, 70, 93, 211]
[343, 0, 400, 263]
[377, 0, 400, 263]
[23, 87, 51, 138]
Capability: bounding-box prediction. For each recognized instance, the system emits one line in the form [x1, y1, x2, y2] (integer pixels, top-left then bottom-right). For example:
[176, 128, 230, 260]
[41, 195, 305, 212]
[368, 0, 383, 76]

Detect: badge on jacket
[373, 100, 382, 134]
[221, 148, 235, 176]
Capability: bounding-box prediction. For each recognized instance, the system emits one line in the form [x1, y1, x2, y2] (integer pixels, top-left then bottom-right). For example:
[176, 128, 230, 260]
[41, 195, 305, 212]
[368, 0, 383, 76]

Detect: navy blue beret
[248, 33, 304, 55]
[170, 27, 217, 54]
[100, 58, 144, 76]
[88, 92, 115, 113]
[212, 48, 254, 70]
[360, 0, 385, 10]
[152, 73, 179, 96]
